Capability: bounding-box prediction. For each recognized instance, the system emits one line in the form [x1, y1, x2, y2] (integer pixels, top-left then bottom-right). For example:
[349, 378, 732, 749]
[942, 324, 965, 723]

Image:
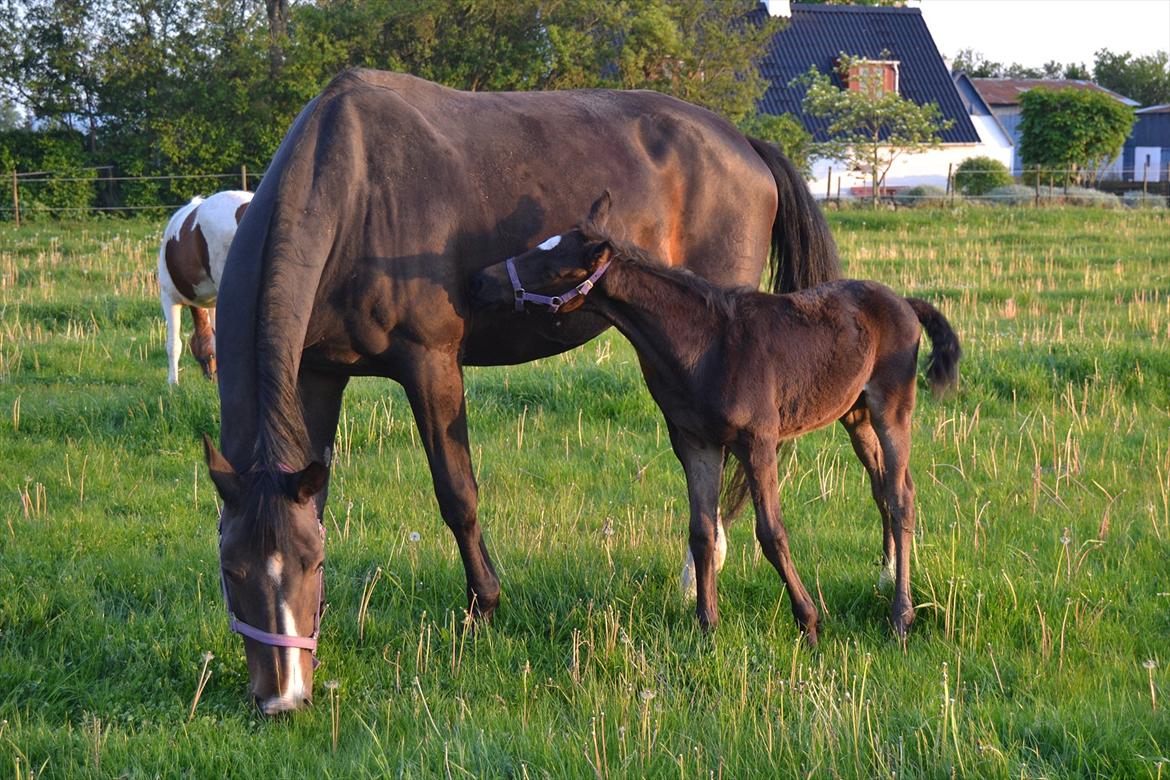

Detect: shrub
[954, 156, 1013, 196]
[894, 185, 948, 207]
[1060, 186, 1121, 208]
[1122, 190, 1168, 209]
[983, 184, 1036, 205]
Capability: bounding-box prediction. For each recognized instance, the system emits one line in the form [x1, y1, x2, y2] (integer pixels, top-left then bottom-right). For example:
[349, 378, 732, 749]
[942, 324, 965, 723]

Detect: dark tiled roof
[750, 3, 980, 143]
[970, 78, 1139, 107]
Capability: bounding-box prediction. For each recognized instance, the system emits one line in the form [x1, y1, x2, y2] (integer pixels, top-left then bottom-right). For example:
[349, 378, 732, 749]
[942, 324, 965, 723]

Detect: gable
[751, 3, 980, 144]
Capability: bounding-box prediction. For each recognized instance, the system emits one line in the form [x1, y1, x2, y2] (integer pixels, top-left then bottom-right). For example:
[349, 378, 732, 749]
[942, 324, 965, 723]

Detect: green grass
[2, 208, 1168, 777]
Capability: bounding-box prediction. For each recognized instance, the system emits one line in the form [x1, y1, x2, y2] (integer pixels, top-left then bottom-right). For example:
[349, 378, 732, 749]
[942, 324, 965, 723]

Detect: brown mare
[158, 190, 252, 384]
[471, 192, 961, 643]
[202, 70, 840, 713]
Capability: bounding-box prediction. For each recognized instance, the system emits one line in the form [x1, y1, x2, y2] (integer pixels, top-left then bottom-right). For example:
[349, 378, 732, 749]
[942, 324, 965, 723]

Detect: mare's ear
[587, 190, 612, 227]
[203, 433, 243, 506]
[285, 461, 330, 505]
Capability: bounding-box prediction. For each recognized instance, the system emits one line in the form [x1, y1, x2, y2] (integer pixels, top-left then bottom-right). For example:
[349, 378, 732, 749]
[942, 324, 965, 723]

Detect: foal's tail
[905, 298, 962, 396]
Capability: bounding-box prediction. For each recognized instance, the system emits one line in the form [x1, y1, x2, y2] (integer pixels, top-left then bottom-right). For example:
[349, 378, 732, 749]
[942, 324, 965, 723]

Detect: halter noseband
[218, 515, 327, 669]
[506, 255, 610, 313]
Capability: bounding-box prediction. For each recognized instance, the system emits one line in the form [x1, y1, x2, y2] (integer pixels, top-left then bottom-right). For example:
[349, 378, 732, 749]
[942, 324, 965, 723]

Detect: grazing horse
[158, 190, 252, 384]
[471, 192, 961, 642]
[203, 69, 840, 713]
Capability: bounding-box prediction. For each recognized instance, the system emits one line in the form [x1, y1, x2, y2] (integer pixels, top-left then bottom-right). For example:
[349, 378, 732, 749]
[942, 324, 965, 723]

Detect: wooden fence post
[11, 169, 19, 228]
[241, 164, 248, 191]
[826, 167, 832, 200]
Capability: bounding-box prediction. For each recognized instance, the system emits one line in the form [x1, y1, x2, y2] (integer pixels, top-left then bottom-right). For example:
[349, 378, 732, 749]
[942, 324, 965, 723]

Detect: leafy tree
[1093, 48, 1170, 106]
[0, 0, 105, 145]
[798, 54, 953, 206]
[951, 49, 1088, 81]
[1018, 87, 1134, 185]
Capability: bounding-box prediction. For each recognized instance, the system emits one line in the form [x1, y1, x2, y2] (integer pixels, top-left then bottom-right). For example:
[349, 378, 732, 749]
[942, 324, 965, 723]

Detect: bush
[983, 184, 1036, 205]
[1060, 186, 1121, 208]
[1122, 190, 1168, 209]
[954, 156, 1013, 196]
[0, 130, 95, 219]
[894, 185, 948, 207]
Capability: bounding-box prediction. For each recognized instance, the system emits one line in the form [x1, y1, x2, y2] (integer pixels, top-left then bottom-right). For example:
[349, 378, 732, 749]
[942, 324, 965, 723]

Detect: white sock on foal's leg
[681, 518, 727, 599]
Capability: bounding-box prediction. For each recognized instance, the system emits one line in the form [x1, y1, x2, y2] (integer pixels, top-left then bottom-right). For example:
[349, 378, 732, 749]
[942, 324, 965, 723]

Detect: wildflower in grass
[409, 531, 420, 543]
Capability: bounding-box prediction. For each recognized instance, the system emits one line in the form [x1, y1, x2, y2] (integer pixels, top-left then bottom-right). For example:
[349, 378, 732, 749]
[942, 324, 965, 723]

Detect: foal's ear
[285, 461, 330, 505]
[588, 240, 613, 270]
[203, 433, 243, 506]
[587, 190, 612, 227]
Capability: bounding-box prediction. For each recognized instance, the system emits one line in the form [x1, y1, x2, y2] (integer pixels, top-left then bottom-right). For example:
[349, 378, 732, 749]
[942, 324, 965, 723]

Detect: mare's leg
[162, 296, 183, 385]
[298, 367, 349, 521]
[840, 400, 896, 589]
[401, 351, 500, 619]
[188, 306, 217, 379]
[867, 383, 918, 637]
[668, 425, 724, 629]
[740, 440, 820, 643]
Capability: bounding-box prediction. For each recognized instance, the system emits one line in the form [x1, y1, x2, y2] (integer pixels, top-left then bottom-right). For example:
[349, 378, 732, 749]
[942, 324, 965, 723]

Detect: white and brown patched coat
[158, 190, 252, 384]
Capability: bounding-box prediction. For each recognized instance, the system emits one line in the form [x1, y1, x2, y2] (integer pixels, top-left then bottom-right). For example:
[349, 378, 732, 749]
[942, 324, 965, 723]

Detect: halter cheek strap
[507, 256, 610, 313]
[219, 518, 327, 669]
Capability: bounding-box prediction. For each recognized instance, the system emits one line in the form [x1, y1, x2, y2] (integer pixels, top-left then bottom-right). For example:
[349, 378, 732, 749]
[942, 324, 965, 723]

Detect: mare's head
[202, 435, 329, 715]
[471, 192, 615, 313]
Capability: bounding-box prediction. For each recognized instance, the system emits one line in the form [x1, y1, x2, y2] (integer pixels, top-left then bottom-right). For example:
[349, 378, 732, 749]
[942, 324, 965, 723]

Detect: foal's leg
[188, 305, 217, 379]
[741, 441, 820, 644]
[868, 387, 918, 637]
[668, 427, 724, 630]
[840, 401, 896, 590]
[401, 350, 500, 619]
[162, 295, 183, 385]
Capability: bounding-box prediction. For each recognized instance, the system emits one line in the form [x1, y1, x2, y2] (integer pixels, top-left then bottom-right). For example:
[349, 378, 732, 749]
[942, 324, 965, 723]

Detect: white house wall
[808, 142, 1015, 197]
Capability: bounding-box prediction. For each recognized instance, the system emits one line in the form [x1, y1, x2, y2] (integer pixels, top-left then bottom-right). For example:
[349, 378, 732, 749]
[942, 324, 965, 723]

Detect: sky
[918, 0, 1170, 69]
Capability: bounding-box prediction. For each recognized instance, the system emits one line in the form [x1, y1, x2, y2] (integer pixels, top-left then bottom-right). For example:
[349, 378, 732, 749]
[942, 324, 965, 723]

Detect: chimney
[764, 0, 791, 17]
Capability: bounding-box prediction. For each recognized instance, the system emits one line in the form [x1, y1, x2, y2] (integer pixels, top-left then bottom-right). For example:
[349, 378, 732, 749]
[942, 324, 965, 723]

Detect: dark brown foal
[472, 193, 960, 642]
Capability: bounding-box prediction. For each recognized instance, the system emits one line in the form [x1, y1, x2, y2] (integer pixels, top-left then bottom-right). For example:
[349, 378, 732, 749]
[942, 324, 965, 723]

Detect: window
[845, 60, 900, 98]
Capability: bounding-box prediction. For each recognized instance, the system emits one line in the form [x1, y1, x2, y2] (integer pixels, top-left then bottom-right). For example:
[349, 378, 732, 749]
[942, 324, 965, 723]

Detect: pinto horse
[158, 190, 252, 384]
[472, 192, 961, 642]
[203, 69, 839, 713]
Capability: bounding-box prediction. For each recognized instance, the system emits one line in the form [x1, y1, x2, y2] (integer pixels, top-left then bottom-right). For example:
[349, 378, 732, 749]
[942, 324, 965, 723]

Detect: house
[751, 0, 1013, 196]
[1124, 105, 1169, 183]
[967, 78, 1139, 177]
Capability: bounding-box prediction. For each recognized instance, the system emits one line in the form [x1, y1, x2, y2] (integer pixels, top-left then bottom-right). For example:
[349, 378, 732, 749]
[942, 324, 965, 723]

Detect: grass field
[1, 207, 1168, 778]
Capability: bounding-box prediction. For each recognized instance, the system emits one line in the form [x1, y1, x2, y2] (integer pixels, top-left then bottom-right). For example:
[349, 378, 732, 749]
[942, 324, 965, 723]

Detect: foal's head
[471, 192, 615, 313]
[203, 436, 329, 715]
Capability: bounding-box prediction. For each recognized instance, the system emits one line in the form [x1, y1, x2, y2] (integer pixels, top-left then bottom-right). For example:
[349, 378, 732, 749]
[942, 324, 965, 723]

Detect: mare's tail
[746, 136, 841, 293]
[905, 298, 962, 396]
[731, 137, 838, 526]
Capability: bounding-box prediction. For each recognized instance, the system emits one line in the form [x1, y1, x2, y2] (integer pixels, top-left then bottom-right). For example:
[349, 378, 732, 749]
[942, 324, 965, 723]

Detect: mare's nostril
[469, 276, 485, 296]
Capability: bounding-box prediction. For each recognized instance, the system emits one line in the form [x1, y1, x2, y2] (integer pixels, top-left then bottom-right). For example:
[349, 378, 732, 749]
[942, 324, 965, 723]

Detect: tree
[1093, 48, 1170, 106]
[950, 48, 1088, 81]
[798, 54, 953, 206]
[1018, 87, 1134, 185]
[0, 0, 105, 146]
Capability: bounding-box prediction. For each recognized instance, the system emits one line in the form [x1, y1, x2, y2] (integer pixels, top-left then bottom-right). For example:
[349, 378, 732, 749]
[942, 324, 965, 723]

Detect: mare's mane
[578, 219, 744, 321]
